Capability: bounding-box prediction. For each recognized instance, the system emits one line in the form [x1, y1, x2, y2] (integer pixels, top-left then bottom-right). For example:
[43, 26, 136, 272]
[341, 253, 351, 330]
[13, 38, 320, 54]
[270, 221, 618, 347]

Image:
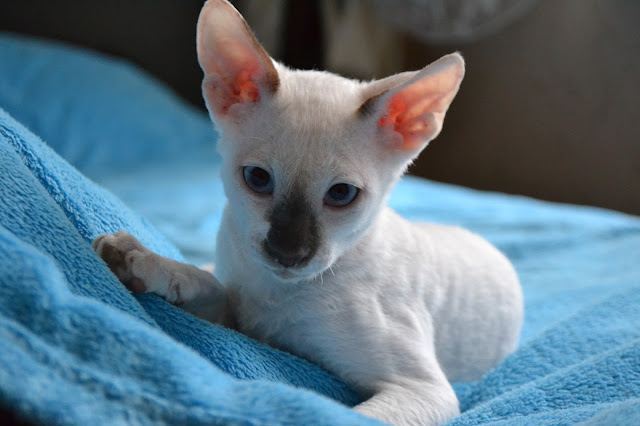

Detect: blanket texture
[1, 33, 639, 425]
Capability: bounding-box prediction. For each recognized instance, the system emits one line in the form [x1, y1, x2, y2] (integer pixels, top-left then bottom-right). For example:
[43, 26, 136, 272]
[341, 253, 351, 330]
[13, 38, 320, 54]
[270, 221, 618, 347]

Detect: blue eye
[324, 183, 359, 207]
[243, 166, 274, 194]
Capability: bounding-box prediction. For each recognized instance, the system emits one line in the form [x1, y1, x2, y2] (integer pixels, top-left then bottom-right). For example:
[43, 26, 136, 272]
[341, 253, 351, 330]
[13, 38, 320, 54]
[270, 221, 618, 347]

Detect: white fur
[94, 1, 523, 424]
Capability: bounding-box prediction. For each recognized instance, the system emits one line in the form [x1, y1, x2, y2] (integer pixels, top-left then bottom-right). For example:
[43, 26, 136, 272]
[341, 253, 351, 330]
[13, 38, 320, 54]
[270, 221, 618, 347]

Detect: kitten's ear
[360, 53, 464, 154]
[196, 0, 279, 118]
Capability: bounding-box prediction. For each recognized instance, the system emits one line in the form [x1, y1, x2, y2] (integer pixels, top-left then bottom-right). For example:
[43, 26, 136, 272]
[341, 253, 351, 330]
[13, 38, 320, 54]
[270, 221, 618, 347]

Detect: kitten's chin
[264, 264, 317, 284]
[255, 257, 325, 284]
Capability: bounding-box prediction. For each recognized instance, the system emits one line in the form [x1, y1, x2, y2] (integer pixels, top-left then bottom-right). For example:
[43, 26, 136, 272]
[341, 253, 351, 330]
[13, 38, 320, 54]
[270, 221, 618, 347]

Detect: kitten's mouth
[271, 266, 299, 281]
[258, 255, 317, 283]
[261, 263, 309, 283]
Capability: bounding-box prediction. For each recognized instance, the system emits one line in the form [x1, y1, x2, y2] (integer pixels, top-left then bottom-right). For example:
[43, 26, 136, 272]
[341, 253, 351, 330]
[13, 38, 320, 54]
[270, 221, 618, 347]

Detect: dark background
[1, 0, 638, 215]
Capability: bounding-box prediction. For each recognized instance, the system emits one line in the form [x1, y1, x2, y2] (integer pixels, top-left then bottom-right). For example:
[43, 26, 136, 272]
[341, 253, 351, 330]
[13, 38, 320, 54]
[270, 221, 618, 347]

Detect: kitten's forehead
[231, 67, 363, 174]
[274, 65, 366, 124]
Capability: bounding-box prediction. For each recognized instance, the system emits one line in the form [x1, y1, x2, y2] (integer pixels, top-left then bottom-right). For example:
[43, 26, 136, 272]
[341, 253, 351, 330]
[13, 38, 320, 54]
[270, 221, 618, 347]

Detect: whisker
[230, 241, 252, 256]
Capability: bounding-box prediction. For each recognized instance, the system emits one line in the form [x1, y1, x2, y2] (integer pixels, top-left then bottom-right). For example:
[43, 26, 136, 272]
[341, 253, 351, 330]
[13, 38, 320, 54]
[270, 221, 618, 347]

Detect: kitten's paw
[92, 231, 150, 293]
[91, 231, 150, 293]
[93, 232, 187, 304]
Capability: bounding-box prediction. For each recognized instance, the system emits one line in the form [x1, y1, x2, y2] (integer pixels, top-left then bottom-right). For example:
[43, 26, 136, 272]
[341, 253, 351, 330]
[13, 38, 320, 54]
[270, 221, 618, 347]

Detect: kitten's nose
[264, 239, 309, 268]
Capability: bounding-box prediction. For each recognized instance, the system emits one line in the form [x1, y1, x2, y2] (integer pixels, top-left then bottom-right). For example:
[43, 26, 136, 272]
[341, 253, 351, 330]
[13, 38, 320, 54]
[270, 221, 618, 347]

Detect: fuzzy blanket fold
[1, 34, 639, 425]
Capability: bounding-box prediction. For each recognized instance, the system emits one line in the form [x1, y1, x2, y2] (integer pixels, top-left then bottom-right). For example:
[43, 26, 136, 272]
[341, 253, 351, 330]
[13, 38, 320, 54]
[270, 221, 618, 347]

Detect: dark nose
[264, 239, 309, 268]
[265, 191, 319, 269]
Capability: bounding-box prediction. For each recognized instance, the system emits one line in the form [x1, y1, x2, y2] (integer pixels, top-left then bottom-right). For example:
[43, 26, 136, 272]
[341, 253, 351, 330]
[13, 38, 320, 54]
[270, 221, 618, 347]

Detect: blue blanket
[1, 34, 639, 425]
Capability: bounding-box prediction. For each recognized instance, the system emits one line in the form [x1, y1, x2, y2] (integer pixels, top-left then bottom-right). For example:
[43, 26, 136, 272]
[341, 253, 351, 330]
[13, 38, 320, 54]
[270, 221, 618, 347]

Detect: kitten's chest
[228, 277, 327, 347]
[228, 269, 380, 365]
[228, 265, 441, 388]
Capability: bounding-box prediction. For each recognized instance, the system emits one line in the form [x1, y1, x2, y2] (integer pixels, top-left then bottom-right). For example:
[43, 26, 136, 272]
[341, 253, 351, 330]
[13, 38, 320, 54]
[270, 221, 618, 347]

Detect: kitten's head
[197, 0, 464, 282]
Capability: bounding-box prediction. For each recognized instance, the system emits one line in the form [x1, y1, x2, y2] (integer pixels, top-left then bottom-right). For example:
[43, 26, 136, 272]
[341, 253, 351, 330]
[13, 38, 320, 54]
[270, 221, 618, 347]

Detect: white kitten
[93, 1, 523, 424]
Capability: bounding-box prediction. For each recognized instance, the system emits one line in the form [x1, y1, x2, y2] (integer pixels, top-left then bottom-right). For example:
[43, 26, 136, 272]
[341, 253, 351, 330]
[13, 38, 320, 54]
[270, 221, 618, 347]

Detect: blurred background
[1, 0, 638, 215]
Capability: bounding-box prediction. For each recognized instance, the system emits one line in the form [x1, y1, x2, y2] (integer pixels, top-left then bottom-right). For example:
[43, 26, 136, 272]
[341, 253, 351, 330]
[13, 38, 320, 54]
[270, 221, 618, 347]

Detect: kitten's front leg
[355, 379, 459, 426]
[343, 310, 460, 425]
[92, 231, 232, 327]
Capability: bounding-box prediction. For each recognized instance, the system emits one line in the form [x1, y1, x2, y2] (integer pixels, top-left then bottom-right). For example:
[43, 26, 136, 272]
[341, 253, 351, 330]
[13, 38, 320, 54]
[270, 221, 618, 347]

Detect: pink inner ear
[233, 70, 260, 103]
[378, 92, 437, 151]
[205, 57, 262, 115]
[378, 95, 405, 129]
[197, 0, 280, 118]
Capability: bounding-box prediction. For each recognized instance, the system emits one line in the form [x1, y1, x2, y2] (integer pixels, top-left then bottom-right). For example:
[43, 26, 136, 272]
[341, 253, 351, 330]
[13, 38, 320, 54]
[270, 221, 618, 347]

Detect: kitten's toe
[125, 276, 148, 294]
[92, 231, 148, 286]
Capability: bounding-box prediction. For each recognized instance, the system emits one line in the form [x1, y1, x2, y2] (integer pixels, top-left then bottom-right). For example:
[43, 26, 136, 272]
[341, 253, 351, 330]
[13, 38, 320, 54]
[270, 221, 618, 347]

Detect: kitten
[93, 1, 523, 424]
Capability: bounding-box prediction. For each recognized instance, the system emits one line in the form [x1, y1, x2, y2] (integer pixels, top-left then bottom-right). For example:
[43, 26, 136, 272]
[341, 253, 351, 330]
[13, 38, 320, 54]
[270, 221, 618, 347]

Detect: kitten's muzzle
[263, 239, 311, 268]
[264, 191, 320, 269]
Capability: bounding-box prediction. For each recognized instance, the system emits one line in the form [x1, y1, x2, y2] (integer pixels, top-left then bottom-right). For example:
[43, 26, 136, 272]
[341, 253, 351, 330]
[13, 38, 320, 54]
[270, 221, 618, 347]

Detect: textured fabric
[1, 33, 639, 425]
[373, 0, 540, 43]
